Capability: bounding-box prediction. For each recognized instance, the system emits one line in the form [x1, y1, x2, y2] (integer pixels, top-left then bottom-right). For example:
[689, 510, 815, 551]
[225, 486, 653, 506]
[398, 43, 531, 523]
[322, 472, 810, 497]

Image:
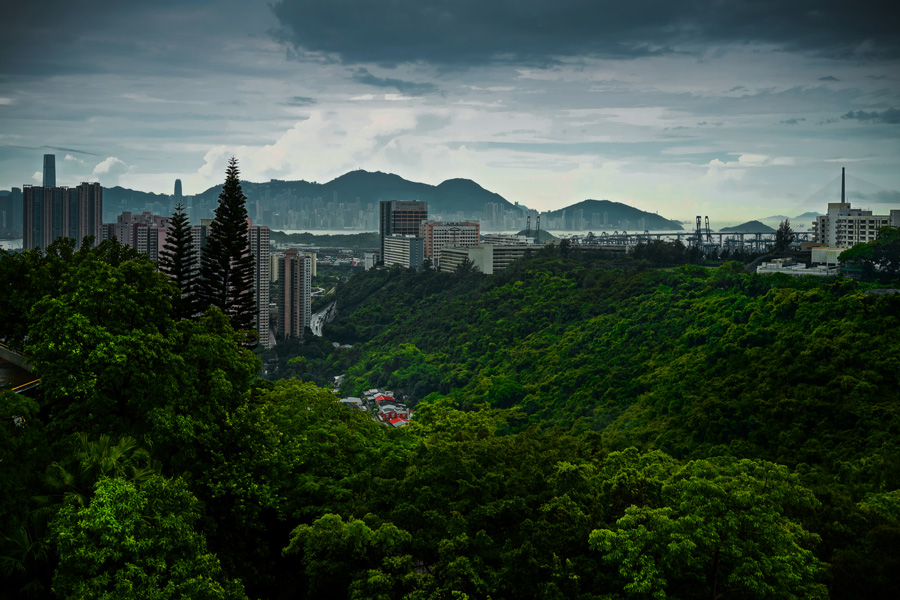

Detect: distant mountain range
[188, 170, 518, 217]
[94, 170, 683, 232]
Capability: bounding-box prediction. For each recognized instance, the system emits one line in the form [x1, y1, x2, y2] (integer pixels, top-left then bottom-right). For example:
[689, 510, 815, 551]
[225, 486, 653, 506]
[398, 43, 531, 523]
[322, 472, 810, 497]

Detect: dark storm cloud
[841, 108, 900, 124]
[350, 68, 438, 95]
[819, 76, 839, 81]
[270, 0, 900, 66]
[2, 0, 271, 77]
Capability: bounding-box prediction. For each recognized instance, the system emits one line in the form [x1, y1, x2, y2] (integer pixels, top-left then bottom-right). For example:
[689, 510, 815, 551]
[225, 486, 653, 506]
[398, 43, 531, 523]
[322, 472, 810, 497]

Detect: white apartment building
[419, 220, 480, 266]
[383, 234, 425, 269]
[813, 203, 900, 248]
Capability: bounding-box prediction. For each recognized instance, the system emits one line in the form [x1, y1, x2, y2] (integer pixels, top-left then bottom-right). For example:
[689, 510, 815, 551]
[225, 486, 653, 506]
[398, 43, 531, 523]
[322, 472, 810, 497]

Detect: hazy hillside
[541, 198, 684, 230]
[103, 185, 172, 209]
[192, 169, 520, 217]
[719, 220, 776, 233]
[760, 212, 821, 230]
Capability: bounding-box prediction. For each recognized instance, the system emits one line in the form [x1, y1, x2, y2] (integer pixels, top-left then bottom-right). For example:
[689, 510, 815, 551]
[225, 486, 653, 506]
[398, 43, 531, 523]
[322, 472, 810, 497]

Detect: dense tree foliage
[591, 457, 825, 599]
[1, 238, 899, 599]
[839, 227, 900, 279]
[52, 475, 246, 600]
[325, 249, 898, 474]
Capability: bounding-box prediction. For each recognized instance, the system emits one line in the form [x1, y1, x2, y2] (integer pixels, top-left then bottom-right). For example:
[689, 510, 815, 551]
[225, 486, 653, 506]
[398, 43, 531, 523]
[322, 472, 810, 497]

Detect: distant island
[514, 229, 557, 243]
[540, 199, 684, 231]
[719, 220, 776, 233]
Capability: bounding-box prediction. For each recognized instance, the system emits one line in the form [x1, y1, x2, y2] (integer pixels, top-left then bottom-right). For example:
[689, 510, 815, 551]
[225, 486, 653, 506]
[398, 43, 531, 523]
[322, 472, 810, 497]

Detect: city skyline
[1, 1, 898, 222]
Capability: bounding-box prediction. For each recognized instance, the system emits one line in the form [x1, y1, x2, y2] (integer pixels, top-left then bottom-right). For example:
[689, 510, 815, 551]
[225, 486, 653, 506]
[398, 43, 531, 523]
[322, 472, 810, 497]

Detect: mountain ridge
[99, 170, 683, 231]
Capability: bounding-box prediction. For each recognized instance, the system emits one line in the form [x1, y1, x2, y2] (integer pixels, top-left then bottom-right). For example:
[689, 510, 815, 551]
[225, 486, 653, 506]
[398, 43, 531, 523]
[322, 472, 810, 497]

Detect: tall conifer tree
[197, 157, 257, 340]
[159, 202, 198, 320]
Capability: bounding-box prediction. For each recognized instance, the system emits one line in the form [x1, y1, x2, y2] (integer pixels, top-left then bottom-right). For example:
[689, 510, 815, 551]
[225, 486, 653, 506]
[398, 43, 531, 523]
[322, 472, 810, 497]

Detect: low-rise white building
[757, 258, 841, 277]
[439, 244, 534, 274]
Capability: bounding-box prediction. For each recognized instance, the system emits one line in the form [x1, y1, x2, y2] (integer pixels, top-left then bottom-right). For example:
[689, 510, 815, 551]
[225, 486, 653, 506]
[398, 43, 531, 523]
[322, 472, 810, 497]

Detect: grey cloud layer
[350, 68, 438, 95]
[271, 0, 899, 65]
[842, 108, 900, 124]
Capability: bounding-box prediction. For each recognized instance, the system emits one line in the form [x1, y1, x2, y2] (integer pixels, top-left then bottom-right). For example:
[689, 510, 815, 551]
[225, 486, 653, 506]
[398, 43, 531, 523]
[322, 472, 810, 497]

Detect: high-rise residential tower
[277, 249, 311, 340]
[378, 200, 428, 263]
[23, 182, 102, 251]
[10, 188, 23, 237]
[249, 223, 271, 348]
[100, 211, 169, 261]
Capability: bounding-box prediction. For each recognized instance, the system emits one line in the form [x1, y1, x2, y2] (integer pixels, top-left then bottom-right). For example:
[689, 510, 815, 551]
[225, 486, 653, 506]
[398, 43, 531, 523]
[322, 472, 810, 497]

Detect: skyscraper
[43, 154, 56, 188]
[249, 223, 271, 348]
[379, 200, 428, 263]
[174, 179, 183, 200]
[277, 249, 311, 340]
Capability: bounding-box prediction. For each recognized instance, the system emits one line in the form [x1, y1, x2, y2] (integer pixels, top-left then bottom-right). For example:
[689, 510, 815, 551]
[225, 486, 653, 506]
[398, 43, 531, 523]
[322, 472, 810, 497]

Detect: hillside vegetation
[2, 240, 899, 599]
[329, 247, 898, 473]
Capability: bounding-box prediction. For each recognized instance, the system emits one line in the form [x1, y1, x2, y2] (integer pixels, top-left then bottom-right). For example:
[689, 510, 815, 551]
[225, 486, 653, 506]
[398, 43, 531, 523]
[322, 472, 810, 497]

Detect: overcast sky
[1, 0, 898, 223]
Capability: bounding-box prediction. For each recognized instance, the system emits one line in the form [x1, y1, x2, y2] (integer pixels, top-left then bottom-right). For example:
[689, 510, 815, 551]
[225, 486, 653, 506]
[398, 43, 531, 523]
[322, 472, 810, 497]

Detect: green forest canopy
[0, 239, 898, 599]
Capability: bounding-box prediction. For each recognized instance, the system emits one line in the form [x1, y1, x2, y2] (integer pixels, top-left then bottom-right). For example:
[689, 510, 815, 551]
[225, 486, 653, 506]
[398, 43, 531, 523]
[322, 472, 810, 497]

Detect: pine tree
[158, 202, 198, 320]
[196, 158, 257, 341]
[774, 218, 795, 252]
